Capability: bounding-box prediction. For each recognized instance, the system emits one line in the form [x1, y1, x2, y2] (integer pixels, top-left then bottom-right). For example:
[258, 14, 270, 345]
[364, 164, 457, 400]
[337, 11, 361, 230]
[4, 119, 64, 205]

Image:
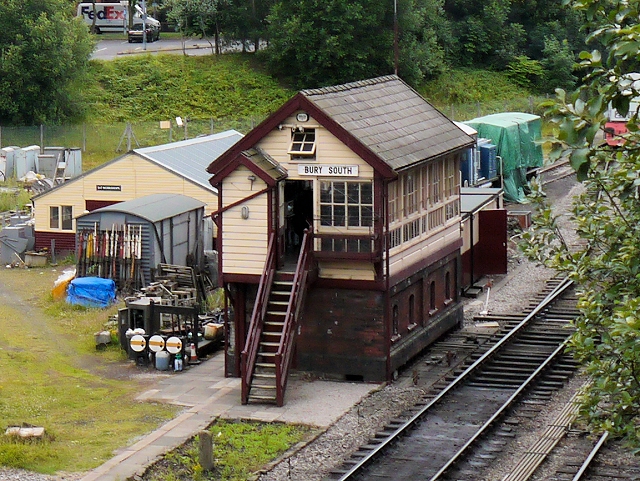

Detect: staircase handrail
[275, 227, 314, 406]
[241, 232, 276, 404]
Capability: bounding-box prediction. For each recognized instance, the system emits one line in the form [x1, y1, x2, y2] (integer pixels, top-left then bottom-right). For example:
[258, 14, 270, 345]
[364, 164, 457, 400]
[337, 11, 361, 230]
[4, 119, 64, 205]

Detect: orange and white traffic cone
[189, 342, 199, 364]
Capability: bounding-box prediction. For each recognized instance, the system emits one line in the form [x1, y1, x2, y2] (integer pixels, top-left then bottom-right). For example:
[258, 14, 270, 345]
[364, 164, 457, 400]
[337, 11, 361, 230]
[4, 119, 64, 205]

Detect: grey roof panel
[302, 76, 473, 171]
[85, 193, 205, 223]
[135, 130, 243, 191]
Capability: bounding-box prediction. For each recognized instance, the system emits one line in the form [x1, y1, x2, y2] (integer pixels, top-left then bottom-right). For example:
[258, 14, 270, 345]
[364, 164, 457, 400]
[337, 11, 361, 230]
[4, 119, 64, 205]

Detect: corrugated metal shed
[301, 76, 473, 171]
[76, 194, 205, 286]
[135, 130, 243, 191]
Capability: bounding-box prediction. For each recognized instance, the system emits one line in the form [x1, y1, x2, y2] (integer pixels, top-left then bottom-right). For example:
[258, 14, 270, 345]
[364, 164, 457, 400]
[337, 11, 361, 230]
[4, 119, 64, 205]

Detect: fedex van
[76, 3, 160, 34]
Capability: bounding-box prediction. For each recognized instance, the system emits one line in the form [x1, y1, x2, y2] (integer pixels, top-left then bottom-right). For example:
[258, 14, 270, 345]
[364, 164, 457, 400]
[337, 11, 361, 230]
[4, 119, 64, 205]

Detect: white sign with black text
[297, 164, 359, 177]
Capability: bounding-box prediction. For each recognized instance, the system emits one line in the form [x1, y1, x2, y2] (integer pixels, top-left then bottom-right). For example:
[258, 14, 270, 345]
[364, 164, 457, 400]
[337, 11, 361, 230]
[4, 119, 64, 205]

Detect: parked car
[127, 23, 160, 43]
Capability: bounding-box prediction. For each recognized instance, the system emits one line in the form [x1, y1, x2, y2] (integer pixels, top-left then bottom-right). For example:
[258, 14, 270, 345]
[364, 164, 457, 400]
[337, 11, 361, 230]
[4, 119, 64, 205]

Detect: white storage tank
[1, 147, 18, 179]
[15, 145, 40, 179]
[64, 148, 82, 178]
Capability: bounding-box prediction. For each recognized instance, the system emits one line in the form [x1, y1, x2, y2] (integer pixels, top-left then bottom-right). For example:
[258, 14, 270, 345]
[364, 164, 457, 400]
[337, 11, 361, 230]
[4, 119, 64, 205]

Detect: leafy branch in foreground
[521, 0, 640, 450]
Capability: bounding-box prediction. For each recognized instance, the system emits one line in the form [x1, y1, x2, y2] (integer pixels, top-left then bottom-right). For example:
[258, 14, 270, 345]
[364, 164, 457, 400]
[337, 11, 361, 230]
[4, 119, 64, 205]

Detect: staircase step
[260, 342, 280, 347]
[266, 311, 286, 317]
[265, 321, 285, 328]
[271, 290, 292, 296]
[269, 300, 290, 306]
[254, 372, 276, 379]
[258, 352, 276, 357]
[263, 331, 282, 337]
[253, 384, 277, 390]
[256, 362, 276, 368]
[248, 394, 277, 403]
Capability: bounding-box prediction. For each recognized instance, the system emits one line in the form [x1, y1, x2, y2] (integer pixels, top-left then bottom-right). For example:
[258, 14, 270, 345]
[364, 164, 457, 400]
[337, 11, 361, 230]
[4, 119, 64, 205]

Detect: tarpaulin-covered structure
[67, 277, 116, 308]
[464, 113, 543, 203]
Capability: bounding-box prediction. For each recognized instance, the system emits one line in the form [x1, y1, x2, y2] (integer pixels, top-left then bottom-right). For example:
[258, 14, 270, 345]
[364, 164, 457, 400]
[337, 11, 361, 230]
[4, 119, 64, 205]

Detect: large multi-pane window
[388, 155, 461, 250]
[403, 172, 419, 216]
[320, 181, 373, 227]
[388, 181, 399, 223]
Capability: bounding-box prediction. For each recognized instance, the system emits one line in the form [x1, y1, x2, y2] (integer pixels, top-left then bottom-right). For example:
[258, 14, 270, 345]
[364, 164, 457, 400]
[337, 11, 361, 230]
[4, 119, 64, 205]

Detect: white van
[76, 3, 160, 34]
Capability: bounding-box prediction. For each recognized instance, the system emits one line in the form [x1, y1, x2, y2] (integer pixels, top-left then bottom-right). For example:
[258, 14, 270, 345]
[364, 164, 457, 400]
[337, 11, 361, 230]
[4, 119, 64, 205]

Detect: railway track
[326, 276, 580, 481]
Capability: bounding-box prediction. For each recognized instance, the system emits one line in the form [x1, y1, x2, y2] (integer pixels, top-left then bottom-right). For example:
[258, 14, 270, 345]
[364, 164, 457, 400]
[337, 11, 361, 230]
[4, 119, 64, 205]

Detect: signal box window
[288, 129, 316, 158]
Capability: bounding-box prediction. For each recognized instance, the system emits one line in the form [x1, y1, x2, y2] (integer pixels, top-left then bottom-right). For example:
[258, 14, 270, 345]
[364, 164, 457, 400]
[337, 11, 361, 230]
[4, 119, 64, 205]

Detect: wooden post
[198, 430, 214, 471]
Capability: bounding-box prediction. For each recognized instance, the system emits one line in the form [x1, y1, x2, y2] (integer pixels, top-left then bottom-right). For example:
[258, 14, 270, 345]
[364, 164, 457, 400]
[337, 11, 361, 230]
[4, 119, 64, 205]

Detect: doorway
[283, 180, 313, 255]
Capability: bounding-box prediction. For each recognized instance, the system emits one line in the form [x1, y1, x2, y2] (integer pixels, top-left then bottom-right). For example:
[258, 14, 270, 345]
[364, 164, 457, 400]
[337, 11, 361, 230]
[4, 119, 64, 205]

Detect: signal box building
[31, 130, 242, 253]
[207, 76, 474, 405]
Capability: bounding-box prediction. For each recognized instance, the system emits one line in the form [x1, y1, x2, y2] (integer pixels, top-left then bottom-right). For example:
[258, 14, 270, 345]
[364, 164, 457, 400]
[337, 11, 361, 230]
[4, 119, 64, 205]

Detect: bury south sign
[96, 185, 122, 191]
[297, 164, 359, 177]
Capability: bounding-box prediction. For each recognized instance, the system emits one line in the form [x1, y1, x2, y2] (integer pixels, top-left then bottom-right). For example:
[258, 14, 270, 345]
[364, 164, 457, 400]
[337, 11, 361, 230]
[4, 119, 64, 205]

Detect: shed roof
[84, 193, 205, 223]
[135, 130, 243, 190]
[301, 76, 474, 171]
[32, 130, 242, 201]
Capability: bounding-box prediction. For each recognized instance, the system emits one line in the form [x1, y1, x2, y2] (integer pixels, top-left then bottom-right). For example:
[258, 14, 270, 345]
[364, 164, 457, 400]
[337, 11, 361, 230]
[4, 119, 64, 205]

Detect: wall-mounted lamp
[241, 206, 250, 220]
[247, 174, 256, 190]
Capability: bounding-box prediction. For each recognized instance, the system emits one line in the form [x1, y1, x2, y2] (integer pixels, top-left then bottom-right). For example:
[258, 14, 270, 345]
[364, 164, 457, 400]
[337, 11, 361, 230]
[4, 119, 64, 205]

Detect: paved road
[92, 38, 254, 60]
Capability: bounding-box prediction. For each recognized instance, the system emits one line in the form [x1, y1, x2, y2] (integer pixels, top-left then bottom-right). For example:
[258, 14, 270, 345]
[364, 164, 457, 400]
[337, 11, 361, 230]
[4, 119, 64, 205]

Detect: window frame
[49, 206, 59, 229]
[320, 180, 373, 229]
[288, 128, 316, 158]
[61, 205, 73, 230]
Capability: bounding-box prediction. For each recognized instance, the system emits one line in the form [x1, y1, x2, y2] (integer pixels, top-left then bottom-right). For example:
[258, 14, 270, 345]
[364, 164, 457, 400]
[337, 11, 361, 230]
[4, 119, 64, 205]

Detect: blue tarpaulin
[67, 277, 116, 308]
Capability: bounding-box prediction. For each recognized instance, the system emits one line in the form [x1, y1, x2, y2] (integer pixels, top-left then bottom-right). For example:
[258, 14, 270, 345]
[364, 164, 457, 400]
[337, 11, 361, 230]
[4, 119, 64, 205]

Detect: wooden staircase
[247, 272, 294, 404]
[241, 229, 315, 406]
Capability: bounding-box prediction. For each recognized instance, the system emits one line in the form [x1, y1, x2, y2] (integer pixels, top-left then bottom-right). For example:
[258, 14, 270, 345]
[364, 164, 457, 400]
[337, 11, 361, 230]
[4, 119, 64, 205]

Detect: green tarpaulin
[464, 112, 543, 203]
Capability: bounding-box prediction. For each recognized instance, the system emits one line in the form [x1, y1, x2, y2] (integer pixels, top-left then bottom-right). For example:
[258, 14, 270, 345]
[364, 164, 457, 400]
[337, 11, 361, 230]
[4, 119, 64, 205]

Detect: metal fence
[0, 118, 263, 170]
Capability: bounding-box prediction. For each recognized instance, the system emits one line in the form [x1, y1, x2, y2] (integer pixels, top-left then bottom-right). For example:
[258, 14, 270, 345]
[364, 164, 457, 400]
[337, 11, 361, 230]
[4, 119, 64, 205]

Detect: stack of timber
[76, 224, 142, 292]
[154, 263, 209, 304]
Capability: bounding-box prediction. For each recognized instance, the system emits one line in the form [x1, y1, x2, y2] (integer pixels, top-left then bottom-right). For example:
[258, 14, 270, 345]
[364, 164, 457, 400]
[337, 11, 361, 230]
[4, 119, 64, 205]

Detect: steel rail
[336, 276, 574, 481]
[572, 431, 609, 480]
[429, 341, 569, 480]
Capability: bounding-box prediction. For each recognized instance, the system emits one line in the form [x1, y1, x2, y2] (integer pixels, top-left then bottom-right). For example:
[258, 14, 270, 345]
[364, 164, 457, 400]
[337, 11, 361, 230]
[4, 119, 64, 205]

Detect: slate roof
[301, 76, 473, 171]
[136, 130, 243, 190]
[83, 193, 205, 223]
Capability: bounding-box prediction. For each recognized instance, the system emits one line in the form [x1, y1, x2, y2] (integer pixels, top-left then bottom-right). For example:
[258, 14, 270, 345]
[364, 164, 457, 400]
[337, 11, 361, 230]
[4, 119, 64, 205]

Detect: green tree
[541, 36, 577, 91]
[521, 0, 640, 449]
[397, 0, 450, 85]
[0, 0, 94, 125]
[164, 0, 221, 53]
[263, 0, 392, 88]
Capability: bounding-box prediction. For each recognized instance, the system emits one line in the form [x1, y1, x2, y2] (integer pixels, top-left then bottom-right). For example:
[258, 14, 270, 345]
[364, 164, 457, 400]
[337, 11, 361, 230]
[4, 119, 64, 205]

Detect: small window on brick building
[429, 280, 437, 315]
[408, 294, 417, 330]
[392, 304, 400, 341]
[445, 271, 451, 300]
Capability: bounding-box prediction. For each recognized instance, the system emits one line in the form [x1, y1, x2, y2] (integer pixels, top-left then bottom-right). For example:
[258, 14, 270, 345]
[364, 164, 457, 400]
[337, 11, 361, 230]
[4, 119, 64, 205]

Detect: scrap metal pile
[76, 225, 142, 291]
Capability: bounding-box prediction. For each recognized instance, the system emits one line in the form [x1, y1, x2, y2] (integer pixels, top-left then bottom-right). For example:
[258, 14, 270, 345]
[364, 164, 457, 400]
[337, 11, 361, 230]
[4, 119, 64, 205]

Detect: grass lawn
[0, 265, 179, 474]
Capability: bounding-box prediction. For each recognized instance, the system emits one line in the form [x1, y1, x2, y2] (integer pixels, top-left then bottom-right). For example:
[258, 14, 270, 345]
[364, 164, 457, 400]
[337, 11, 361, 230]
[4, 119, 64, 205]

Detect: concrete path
[80, 353, 378, 481]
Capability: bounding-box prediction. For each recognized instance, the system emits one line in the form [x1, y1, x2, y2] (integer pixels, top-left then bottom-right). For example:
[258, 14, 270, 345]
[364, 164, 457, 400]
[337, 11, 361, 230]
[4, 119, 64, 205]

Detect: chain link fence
[0, 118, 263, 171]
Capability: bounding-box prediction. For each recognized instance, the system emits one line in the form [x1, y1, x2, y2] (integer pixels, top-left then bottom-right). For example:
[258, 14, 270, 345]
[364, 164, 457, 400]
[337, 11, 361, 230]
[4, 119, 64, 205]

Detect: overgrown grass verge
[421, 68, 547, 121]
[0, 265, 179, 474]
[143, 420, 313, 481]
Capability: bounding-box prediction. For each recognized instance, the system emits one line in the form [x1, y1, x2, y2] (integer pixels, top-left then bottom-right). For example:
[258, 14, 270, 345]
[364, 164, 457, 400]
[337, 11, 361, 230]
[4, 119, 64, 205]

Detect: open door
[282, 180, 313, 260]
